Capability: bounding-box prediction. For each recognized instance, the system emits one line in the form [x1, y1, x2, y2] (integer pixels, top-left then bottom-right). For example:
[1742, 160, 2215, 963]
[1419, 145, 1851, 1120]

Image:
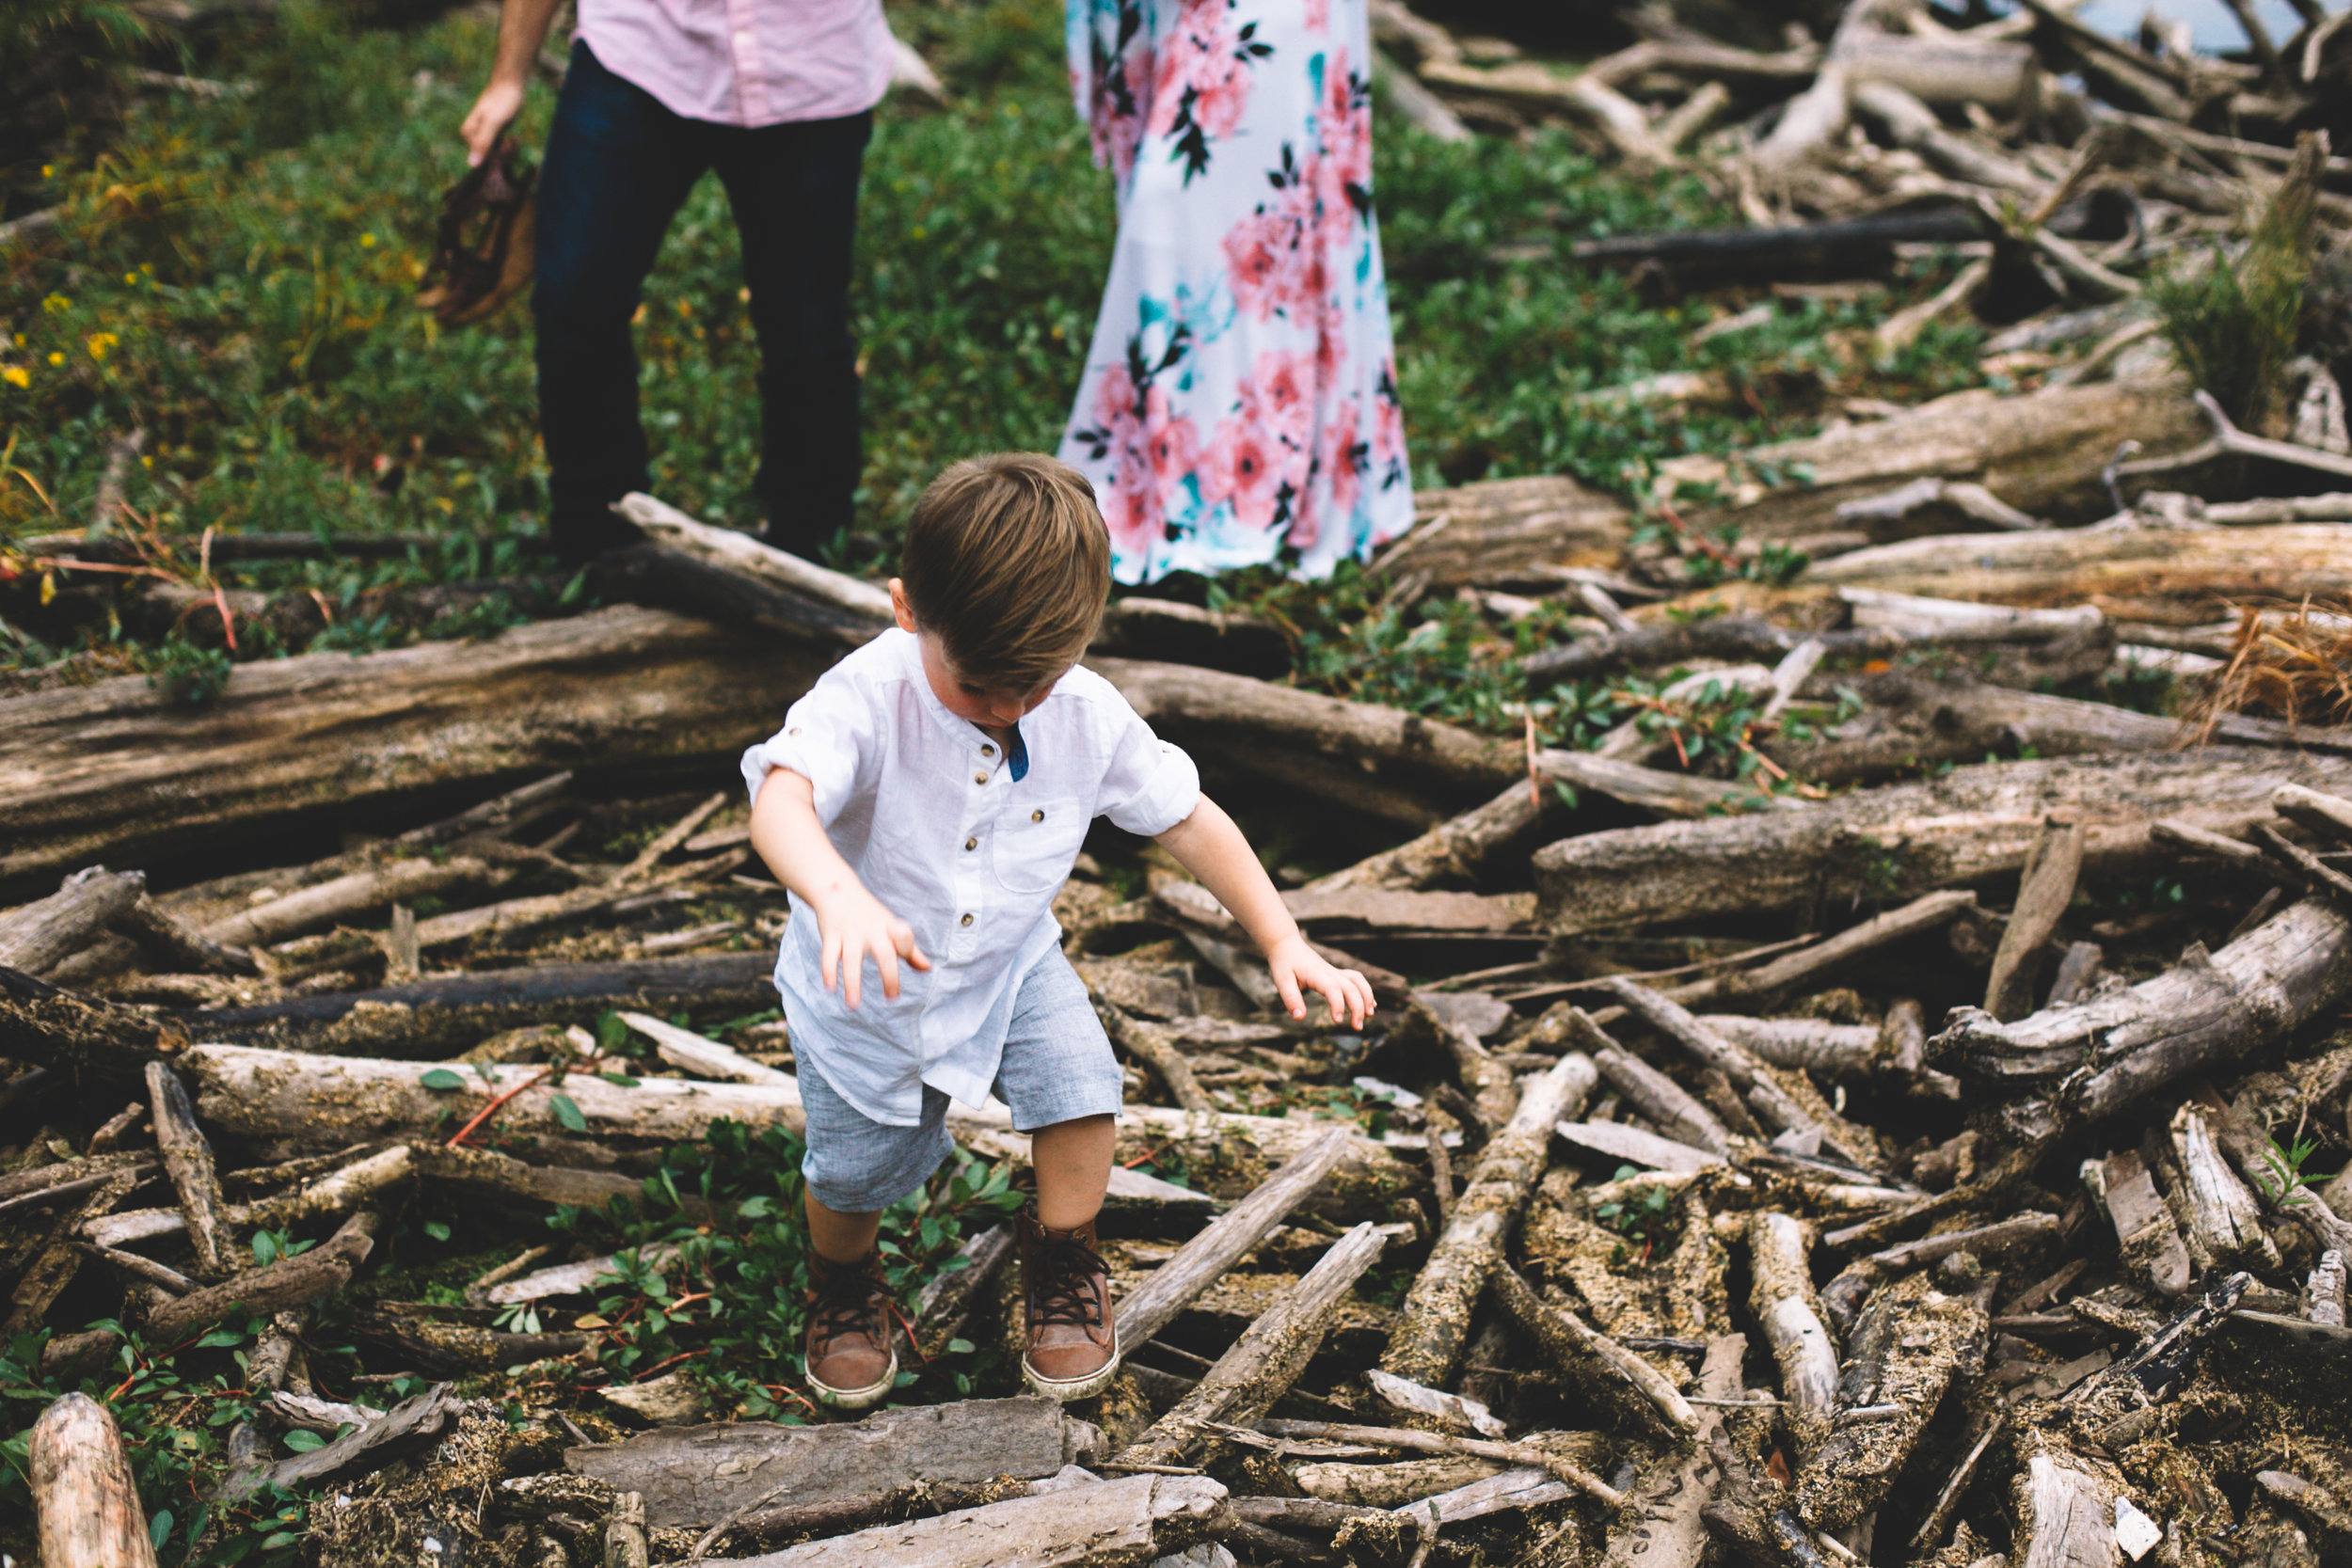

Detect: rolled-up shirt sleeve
[1098, 707, 1200, 837]
[741, 669, 874, 826]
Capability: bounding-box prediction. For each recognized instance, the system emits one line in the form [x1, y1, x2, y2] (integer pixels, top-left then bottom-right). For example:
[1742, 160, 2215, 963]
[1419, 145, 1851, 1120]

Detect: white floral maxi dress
[1060, 0, 1414, 583]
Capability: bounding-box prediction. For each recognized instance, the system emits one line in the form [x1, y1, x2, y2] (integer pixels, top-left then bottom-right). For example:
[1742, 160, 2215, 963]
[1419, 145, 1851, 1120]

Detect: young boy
[742, 452, 1375, 1407]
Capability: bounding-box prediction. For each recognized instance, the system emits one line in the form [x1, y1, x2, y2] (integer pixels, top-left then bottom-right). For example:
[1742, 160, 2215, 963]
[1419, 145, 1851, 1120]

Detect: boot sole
[807, 1347, 898, 1411]
[1022, 1334, 1120, 1402]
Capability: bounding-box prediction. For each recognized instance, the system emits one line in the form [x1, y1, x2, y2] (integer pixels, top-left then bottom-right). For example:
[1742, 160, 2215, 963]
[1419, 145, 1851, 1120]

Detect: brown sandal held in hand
[416, 135, 536, 327]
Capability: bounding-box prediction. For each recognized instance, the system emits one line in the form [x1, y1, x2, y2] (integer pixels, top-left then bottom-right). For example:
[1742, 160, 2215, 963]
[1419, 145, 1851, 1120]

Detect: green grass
[4, 0, 1985, 677]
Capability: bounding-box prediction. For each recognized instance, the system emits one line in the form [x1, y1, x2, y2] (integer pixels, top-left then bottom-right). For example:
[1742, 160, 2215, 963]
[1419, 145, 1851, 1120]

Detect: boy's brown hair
[899, 453, 1111, 692]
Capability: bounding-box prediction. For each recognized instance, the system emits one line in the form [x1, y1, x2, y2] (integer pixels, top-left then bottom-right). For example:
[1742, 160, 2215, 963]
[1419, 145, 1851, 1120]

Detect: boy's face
[890, 578, 1067, 732]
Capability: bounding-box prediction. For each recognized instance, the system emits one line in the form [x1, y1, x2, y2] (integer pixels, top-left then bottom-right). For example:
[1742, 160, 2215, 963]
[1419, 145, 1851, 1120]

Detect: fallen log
[147, 1061, 231, 1276]
[1376, 476, 1630, 590]
[1986, 816, 2085, 1022]
[1116, 1222, 1387, 1469]
[2010, 1450, 2127, 1568]
[1795, 1273, 1987, 1530]
[1592, 1040, 1732, 1154]
[1597, 1335, 1745, 1568]
[564, 1398, 1104, 1528]
[29, 1393, 159, 1568]
[1534, 752, 2352, 938]
[2090, 1148, 2193, 1296]
[1933, 895, 2352, 1128]
[1649, 380, 2203, 541]
[1601, 977, 1826, 1150]
[2166, 1105, 2280, 1273]
[699, 1472, 1227, 1568]
[218, 1383, 465, 1501]
[1805, 521, 2352, 620]
[1749, 1212, 1838, 1460]
[0, 604, 834, 895]
[1379, 1052, 1597, 1387]
[1695, 1018, 1878, 1082]
[0, 867, 146, 979]
[1491, 1263, 1699, 1439]
[1249, 1419, 1625, 1509]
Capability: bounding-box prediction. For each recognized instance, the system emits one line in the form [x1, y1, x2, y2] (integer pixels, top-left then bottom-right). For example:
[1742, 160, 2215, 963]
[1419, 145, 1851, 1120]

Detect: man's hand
[810, 885, 931, 1009]
[1266, 934, 1375, 1029]
[461, 77, 526, 166]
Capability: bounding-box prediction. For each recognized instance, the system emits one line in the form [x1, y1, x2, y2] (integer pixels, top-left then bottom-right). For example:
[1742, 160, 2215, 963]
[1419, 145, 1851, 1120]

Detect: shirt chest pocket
[989, 797, 1089, 895]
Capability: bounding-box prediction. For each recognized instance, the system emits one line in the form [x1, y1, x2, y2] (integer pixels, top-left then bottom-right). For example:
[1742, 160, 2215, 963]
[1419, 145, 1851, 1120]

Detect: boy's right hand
[812, 886, 930, 1008]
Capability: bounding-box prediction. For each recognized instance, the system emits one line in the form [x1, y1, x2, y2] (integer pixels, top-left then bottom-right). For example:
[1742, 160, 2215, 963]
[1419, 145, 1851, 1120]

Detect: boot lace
[810, 1259, 884, 1349]
[1029, 1235, 1108, 1332]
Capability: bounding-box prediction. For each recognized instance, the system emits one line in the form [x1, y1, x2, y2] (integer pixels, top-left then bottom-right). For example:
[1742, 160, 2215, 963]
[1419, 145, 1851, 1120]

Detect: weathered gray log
[1668, 890, 1979, 1015]
[1555, 1118, 1723, 1174]
[2277, 784, 2352, 844]
[2090, 1150, 2192, 1297]
[218, 1383, 465, 1501]
[1934, 895, 2352, 1127]
[1115, 1128, 1356, 1350]
[1254, 1419, 1624, 1509]
[201, 853, 509, 951]
[1490, 1264, 1697, 1439]
[1851, 78, 2040, 192]
[1819, 1213, 2059, 1325]
[702, 1473, 1228, 1568]
[114, 895, 257, 975]
[146, 1061, 230, 1276]
[619, 1011, 790, 1085]
[1650, 380, 2203, 543]
[2167, 1106, 2280, 1272]
[1807, 522, 2352, 620]
[2010, 1452, 2124, 1568]
[1117, 1223, 1386, 1470]
[0, 866, 147, 979]
[29, 1393, 160, 1568]
[1987, 816, 2085, 1022]
[2305, 1250, 2347, 1326]
[1371, 476, 1631, 592]
[1796, 1274, 1987, 1530]
[1598, 1335, 1745, 1568]
[1535, 752, 2352, 939]
[1696, 1018, 1879, 1082]
[1749, 1212, 1838, 1460]
[565, 1399, 1105, 1528]
[1098, 1003, 1213, 1113]
[1601, 978, 1820, 1147]
[1379, 1052, 1596, 1387]
[0, 604, 834, 893]
[1592, 1040, 1730, 1155]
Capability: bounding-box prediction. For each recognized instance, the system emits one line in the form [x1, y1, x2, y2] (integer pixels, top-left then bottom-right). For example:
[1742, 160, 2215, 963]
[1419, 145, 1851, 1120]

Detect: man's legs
[532, 41, 707, 564]
[712, 110, 872, 562]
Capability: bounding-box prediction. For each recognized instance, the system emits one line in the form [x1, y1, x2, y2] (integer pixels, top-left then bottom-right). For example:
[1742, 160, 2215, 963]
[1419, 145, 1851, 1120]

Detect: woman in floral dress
[1061, 0, 1413, 584]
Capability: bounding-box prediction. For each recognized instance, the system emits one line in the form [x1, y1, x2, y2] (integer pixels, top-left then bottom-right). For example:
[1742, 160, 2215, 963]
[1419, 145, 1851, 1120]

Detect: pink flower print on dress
[1323, 396, 1362, 516]
[1242, 348, 1318, 445]
[1201, 415, 1286, 531]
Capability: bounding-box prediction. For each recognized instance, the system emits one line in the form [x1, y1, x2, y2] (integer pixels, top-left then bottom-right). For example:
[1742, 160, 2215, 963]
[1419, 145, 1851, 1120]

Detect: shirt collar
[892, 626, 1045, 759]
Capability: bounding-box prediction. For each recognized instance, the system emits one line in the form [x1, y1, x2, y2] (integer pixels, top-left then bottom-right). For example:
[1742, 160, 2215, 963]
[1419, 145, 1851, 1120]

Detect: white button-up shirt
[741, 628, 1200, 1125]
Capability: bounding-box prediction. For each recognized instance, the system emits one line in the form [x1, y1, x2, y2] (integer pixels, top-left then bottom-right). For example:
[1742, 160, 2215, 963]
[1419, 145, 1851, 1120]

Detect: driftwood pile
[7, 420, 2352, 1567]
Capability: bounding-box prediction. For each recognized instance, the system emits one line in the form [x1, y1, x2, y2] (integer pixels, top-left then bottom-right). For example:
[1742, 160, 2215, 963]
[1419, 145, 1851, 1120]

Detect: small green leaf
[196, 1328, 246, 1349]
[601, 1071, 642, 1087]
[419, 1069, 467, 1091]
[549, 1093, 588, 1132]
[150, 1510, 173, 1551]
[946, 1337, 976, 1354]
[422, 1221, 452, 1242]
[281, 1430, 326, 1452]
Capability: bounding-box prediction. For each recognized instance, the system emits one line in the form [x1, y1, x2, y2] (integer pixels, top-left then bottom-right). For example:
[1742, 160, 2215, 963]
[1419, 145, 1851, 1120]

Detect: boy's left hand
[1266, 934, 1376, 1028]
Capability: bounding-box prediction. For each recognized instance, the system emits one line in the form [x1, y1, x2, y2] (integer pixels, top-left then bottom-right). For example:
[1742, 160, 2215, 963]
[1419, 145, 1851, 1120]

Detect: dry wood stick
[2307, 1251, 2347, 1326]
[75, 1240, 195, 1295]
[0, 866, 147, 979]
[2167, 1105, 2279, 1271]
[115, 895, 257, 976]
[1593, 1045, 1730, 1156]
[1117, 1222, 1387, 1469]
[30, 1394, 159, 1568]
[1098, 1002, 1212, 1113]
[1985, 817, 2085, 1022]
[1819, 1212, 2059, 1323]
[2254, 822, 2352, 905]
[1600, 1335, 1745, 1568]
[1253, 1420, 1625, 1509]
[202, 854, 506, 951]
[1491, 1264, 1698, 1438]
[1796, 1273, 1989, 1530]
[146, 1061, 230, 1276]
[1116, 1127, 1355, 1351]
[4, 1168, 139, 1338]
[1601, 977, 1815, 1141]
[1379, 1052, 1596, 1387]
[1749, 1212, 1837, 1459]
[2275, 784, 2352, 845]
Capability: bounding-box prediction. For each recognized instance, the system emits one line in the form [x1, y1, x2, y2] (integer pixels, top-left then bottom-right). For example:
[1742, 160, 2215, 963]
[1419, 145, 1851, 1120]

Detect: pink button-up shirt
[577, 0, 895, 127]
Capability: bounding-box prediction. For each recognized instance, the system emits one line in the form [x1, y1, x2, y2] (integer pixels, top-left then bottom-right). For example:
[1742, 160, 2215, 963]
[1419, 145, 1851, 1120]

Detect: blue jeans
[533, 40, 870, 562]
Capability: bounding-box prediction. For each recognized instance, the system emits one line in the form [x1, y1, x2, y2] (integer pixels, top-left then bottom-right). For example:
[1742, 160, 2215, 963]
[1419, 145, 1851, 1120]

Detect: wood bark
[708, 1473, 1228, 1568]
[1986, 816, 2086, 1022]
[2092, 1149, 2192, 1297]
[0, 604, 834, 895]
[1115, 1128, 1356, 1351]
[2011, 1452, 2124, 1568]
[29, 1393, 160, 1568]
[1652, 380, 2204, 542]
[1697, 1018, 1879, 1081]
[1594, 1042, 1731, 1154]
[1748, 1212, 1838, 1460]
[619, 1011, 790, 1085]
[2166, 1106, 2280, 1272]
[564, 1398, 1104, 1528]
[200, 853, 509, 950]
[1534, 752, 2352, 939]
[1379, 1052, 1596, 1387]
[1795, 1273, 1986, 1530]
[1254, 1419, 1624, 1509]
[147, 1060, 230, 1275]
[1808, 521, 2352, 620]
[219, 1383, 465, 1501]
[1370, 476, 1631, 590]
[1117, 1223, 1387, 1469]
[0, 867, 146, 978]
[1491, 1264, 1698, 1439]
[1934, 895, 2352, 1126]
[1600, 977, 1824, 1148]
[1669, 890, 1979, 1016]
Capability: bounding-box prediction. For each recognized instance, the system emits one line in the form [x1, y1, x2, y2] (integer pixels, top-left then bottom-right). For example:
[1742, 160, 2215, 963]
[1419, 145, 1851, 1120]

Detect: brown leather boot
[1017, 1202, 1119, 1400]
[803, 1248, 897, 1409]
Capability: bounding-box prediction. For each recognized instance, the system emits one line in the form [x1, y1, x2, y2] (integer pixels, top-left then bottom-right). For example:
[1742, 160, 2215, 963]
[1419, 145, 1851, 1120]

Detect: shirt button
[974, 771, 988, 785]
[960, 912, 974, 927]
[1031, 809, 1045, 822]
[964, 837, 977, 851]
[981, 744, 994, 755]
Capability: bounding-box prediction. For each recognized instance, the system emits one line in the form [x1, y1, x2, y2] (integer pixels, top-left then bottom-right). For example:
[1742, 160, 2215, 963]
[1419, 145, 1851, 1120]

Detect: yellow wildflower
[2, 367, 27, 388]
[47, 352, 63, 366]
[87, 332, 118, 362]
[361, 232, 376, 247]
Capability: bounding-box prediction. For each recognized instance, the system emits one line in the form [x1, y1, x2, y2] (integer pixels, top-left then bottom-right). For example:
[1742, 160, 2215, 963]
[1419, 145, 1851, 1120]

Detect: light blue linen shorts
[795, 951, 1123, 1213]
